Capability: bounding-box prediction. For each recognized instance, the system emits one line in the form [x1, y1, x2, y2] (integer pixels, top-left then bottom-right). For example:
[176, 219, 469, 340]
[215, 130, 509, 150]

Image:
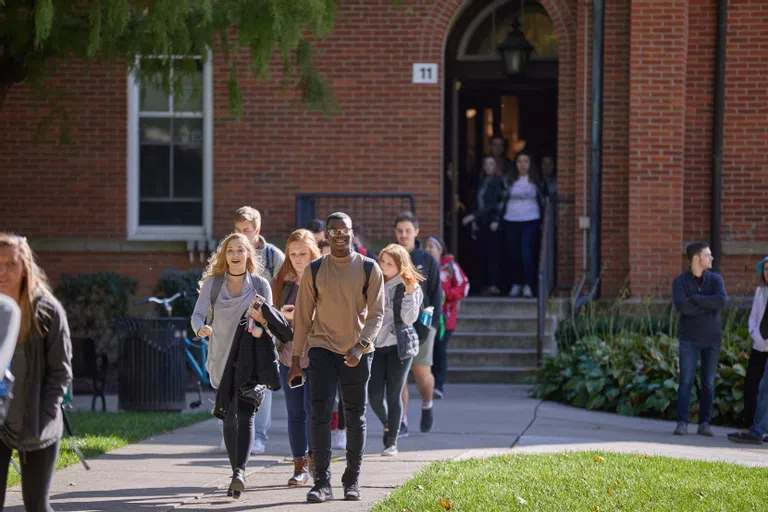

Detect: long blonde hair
[378, 244, 426, 288]
[272, 229, 321, 306]
[0, 233, 53, 343]
[198, 233, 262, 289]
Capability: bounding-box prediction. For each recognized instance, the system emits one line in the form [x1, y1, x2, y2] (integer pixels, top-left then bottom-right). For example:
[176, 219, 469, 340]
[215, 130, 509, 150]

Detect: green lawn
[6, 411, 209, 488]
[373, 451, 768, 512]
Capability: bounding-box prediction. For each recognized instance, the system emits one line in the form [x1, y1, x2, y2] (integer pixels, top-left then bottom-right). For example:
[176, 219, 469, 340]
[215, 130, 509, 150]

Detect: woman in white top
[743, 256, 768, 429]
[501, 149, 544, 298]
[191, 232, 272, 498]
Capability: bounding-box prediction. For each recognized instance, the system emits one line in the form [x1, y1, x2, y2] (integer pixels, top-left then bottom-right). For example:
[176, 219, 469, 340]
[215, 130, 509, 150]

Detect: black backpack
[310, 256, 375, 301]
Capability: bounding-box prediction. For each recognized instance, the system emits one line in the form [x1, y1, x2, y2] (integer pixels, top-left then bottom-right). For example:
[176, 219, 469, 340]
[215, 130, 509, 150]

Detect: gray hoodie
[375, 275, 423, 349]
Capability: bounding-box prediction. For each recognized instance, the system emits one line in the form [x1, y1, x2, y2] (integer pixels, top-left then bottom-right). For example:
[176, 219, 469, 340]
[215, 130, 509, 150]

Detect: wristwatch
[357, 339, 371, 349]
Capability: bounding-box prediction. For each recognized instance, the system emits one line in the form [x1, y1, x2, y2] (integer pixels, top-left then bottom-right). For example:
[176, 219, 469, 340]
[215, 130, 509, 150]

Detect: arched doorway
[443, 0, 559, 294]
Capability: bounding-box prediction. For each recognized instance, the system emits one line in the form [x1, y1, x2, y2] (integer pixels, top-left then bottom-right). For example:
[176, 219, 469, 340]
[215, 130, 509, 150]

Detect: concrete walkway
[4, 384, 767, 511]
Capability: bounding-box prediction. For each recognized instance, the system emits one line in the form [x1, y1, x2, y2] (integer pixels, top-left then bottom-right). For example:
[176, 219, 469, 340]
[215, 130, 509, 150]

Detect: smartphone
[289, 375, 305, 389]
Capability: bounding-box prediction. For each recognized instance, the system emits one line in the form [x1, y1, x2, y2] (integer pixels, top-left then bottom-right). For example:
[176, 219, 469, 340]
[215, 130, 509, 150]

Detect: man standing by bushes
[672, 242, 727, 437]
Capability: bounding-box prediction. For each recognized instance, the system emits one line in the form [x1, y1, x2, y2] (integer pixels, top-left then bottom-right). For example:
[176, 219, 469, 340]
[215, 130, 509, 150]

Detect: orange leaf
[437, 497, 453, 510]
[594, 456, 605, 462]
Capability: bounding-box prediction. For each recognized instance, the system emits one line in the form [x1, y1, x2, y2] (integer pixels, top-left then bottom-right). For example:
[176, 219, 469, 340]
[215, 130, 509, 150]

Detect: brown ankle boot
[288, 456, 309, 486]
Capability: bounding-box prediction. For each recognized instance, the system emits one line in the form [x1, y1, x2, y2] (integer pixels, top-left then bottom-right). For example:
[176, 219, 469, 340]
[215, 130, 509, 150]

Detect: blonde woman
[191, 232, 272, 498]
[0, 234, 73, 512]
[368, 244, 424, 457]
[271, 229, 321, 485]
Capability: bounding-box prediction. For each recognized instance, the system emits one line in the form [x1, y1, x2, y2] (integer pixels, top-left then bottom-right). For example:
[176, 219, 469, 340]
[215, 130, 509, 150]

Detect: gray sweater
[375, 275, 423, 349]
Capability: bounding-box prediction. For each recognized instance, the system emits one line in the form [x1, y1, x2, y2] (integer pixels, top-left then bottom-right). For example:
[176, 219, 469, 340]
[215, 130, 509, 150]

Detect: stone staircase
[446, 297, 563, 384]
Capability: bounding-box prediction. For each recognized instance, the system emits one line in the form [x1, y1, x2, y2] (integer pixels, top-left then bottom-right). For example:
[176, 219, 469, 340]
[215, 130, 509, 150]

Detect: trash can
[116, 317, 187, 412]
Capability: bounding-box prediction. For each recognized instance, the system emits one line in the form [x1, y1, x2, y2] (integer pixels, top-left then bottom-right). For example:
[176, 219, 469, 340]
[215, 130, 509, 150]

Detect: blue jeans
[502, 219, 540, 289]
[677, 340, 721, 424]
[253, 388, 272, 443]
[748, 357, 768, 439]
[279, 363, 312, 458]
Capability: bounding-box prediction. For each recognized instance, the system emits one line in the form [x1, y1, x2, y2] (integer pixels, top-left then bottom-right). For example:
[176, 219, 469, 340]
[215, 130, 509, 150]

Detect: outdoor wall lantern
[498, 18, 533, 75]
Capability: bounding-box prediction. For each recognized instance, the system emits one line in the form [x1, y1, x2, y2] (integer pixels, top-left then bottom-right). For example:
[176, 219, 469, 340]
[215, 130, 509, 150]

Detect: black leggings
[0, 439, 60, 512]
[368, 345, 414, 446]
[222, 395, 257, 474]
[744, 349, 768, 428]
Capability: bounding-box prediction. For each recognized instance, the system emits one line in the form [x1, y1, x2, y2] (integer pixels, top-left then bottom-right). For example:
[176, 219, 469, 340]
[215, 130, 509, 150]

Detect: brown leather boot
[288, 456, 309, 486]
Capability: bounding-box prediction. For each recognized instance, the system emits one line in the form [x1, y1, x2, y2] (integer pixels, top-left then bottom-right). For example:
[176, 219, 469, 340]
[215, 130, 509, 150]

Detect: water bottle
[419, 306, 434, 327]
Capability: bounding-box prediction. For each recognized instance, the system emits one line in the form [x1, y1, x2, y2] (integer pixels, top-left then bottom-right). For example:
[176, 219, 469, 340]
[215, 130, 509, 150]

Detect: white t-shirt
[504, 177, 540, 222]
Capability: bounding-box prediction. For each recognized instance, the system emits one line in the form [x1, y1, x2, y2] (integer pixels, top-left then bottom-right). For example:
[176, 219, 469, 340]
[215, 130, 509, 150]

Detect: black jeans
[222, 394, 257, 474]
[432, 329, 453, 392]
[0, 439, 60, 512]
[744, 349, 768, 428]
[309, 347, 371, 486]
[369, 346, 413, 447]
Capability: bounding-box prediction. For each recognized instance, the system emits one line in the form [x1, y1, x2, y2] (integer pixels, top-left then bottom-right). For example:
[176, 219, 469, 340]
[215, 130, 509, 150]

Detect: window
[127, 54, 213, 240]
[458, 0, 559, 61]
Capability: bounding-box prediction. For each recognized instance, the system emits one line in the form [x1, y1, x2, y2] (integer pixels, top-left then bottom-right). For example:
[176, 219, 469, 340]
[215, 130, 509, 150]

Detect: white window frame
[126, 51, 213, 241]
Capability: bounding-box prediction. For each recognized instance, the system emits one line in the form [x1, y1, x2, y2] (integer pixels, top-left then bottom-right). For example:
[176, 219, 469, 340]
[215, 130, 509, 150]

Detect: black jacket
[213, 302, 292, 419]
[473, 175, 507, 227]
[672, 270, 728, 345]
[410, 241, 443, 329]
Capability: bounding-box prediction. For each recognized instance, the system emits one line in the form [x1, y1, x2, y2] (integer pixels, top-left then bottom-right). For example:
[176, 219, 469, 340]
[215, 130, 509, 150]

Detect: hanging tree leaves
[0, 0, 338, 114]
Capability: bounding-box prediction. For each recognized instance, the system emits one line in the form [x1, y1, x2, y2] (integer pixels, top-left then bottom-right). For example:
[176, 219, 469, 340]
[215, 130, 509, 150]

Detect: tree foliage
[0, 0, 338, 114]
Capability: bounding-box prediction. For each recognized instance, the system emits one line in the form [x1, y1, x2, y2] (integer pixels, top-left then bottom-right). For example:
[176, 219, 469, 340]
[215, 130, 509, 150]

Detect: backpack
[310, 256, 375, 301]
[264, 246, 276, 278]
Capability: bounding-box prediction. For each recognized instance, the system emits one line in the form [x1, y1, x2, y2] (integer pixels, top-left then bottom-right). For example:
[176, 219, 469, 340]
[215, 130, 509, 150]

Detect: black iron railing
[536, 197, 556, 366]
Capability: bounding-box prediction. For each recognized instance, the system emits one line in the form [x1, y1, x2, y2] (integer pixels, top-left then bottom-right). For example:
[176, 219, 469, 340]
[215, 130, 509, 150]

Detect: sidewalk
[4, 384, 767, 511]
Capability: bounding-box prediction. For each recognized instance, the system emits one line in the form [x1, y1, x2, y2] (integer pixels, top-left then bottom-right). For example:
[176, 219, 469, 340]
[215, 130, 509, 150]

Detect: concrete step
[454, 314, 554, 333]
[446, 366, 536, 384]
[450, 331, 550, 349]
[459, 297, 538, 315]
[448, 348, 547, 368]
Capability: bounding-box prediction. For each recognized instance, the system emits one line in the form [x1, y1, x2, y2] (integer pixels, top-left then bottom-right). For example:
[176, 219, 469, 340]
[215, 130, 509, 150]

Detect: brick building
[2, 0, 767, 299]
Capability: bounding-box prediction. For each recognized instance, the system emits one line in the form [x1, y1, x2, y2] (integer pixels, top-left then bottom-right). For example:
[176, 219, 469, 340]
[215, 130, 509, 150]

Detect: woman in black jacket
[0, 234, 72, 512]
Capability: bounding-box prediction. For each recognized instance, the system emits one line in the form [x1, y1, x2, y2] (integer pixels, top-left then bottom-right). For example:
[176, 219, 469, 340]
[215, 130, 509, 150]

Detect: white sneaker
[381, 445, 398, 457]
[509, 285, 522, 297]
[219, 437, 226, 453]
[251, 438, 266, 455]
[522, 285, 533, 298]
[332, 429, 347, 450]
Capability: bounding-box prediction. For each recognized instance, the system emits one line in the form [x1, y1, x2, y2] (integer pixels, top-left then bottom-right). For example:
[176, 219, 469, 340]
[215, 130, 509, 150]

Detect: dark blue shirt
[672, 270, 728, 345]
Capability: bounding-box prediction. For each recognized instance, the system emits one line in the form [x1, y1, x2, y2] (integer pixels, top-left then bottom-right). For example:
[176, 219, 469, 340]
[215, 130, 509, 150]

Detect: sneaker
[332, 429, 347, 449]
[420, 406, 434, 433]
[728, 431, 763, 445]
[343, 482, 361, 501]
[399, 422, 409, 438]
[697, 423, 713, 437]
[522, 285, 533, 298]
[307, 481, 334, 503]
[673, 422, 688, 436]
[508, 285, 522, 297]
[382, 445, 399, 457]
[433, 389, 444, 400]
[251, 438, 266, 455]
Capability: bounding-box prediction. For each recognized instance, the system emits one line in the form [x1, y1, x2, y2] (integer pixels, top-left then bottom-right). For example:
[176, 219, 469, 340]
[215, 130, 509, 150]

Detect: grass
[6, 411, 209, 488]
[373, 451, 768, 512]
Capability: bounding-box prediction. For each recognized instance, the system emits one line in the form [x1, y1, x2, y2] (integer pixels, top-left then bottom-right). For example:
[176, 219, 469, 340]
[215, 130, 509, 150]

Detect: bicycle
[134, 291, 210, 409]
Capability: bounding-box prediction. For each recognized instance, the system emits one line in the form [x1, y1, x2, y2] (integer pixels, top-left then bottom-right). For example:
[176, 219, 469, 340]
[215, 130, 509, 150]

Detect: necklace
[228, 270, 247, 277]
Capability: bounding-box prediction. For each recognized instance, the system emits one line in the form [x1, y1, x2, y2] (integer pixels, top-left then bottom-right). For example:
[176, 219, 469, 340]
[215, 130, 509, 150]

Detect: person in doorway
[489, 132, 514, 179]
[462, 156, 506, 295]
[671, 242, 727, 437]
[191, 233, 274, 498]
[369, 244, 423, 456]
[272, 229, 322, 485]
[425, 236, 469, 399]
[288, 212, 385, 503]
[0, 234, 73, 512]
[394, 212, 442, 435]
[540, 155, 557, 199]
[501, 149, 544, 298]
[233, 206, 285, 454]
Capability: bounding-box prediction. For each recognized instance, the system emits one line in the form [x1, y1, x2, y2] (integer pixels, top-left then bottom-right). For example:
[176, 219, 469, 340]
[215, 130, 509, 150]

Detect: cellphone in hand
[289, 375, 305, 389]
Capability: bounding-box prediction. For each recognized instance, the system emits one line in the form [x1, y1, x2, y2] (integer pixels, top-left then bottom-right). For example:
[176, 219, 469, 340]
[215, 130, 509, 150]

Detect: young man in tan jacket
[289, 212, 385, 503]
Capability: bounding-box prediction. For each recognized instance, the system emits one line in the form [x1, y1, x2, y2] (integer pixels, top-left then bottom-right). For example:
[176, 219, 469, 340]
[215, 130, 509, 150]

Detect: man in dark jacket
[395, 212, 443, 435]
[672, 242, 727, 437]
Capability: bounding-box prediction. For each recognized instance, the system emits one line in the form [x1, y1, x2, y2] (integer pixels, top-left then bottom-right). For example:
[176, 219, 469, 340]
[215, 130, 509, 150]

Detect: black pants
[0, 439, 60, 512]
[502, 219, 540, 290]
[309, 347, 371, 486]
[369, 345, 413, 447]
[432, 329, 453, 392]
[744, 349, 768, 428]
[222, 394, 257, 474]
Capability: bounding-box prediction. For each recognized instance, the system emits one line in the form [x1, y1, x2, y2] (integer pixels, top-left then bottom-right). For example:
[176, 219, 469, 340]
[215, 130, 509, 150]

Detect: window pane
[173, 146, 203, 198]
[140, 78, 170, 112]
[139, 201, 203, 226]
[140, 118, 171, 144]
[174, 118, 203, 146]
[139, 146, 171, 198]
[174, 60, 204, 112]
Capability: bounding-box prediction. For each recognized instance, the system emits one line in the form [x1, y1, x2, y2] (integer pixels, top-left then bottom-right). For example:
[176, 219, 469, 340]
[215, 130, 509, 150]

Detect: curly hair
[198, 233, 262, 290]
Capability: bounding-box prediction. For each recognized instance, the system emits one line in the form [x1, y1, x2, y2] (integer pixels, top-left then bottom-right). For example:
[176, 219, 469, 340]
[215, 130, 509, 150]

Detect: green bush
[534, 332, 751, 426]
[55, 272, 138, 362]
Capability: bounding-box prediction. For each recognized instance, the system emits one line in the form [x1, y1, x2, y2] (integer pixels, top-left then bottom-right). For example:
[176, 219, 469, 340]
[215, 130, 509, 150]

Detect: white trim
[126, 52, 213, 241]
[457, 0, 509, 60]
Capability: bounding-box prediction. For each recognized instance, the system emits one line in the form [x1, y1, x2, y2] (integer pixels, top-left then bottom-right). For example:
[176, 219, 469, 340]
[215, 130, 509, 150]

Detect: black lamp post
[498, 18, 534, 75]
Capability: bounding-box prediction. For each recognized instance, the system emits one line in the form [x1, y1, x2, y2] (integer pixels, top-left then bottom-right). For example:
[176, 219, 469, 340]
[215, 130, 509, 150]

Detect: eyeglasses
[327, 228, 353, 238]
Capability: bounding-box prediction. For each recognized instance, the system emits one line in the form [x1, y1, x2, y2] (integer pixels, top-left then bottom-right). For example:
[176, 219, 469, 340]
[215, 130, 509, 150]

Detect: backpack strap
[310, 257, 324, 300]
[362, 258, 374, 301]
[266, 245, 275, 276]
[206, 275, 226, 325]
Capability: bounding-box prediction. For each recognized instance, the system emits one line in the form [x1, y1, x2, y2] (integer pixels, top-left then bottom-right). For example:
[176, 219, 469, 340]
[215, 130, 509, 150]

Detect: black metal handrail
[536, 197, 556, 366]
